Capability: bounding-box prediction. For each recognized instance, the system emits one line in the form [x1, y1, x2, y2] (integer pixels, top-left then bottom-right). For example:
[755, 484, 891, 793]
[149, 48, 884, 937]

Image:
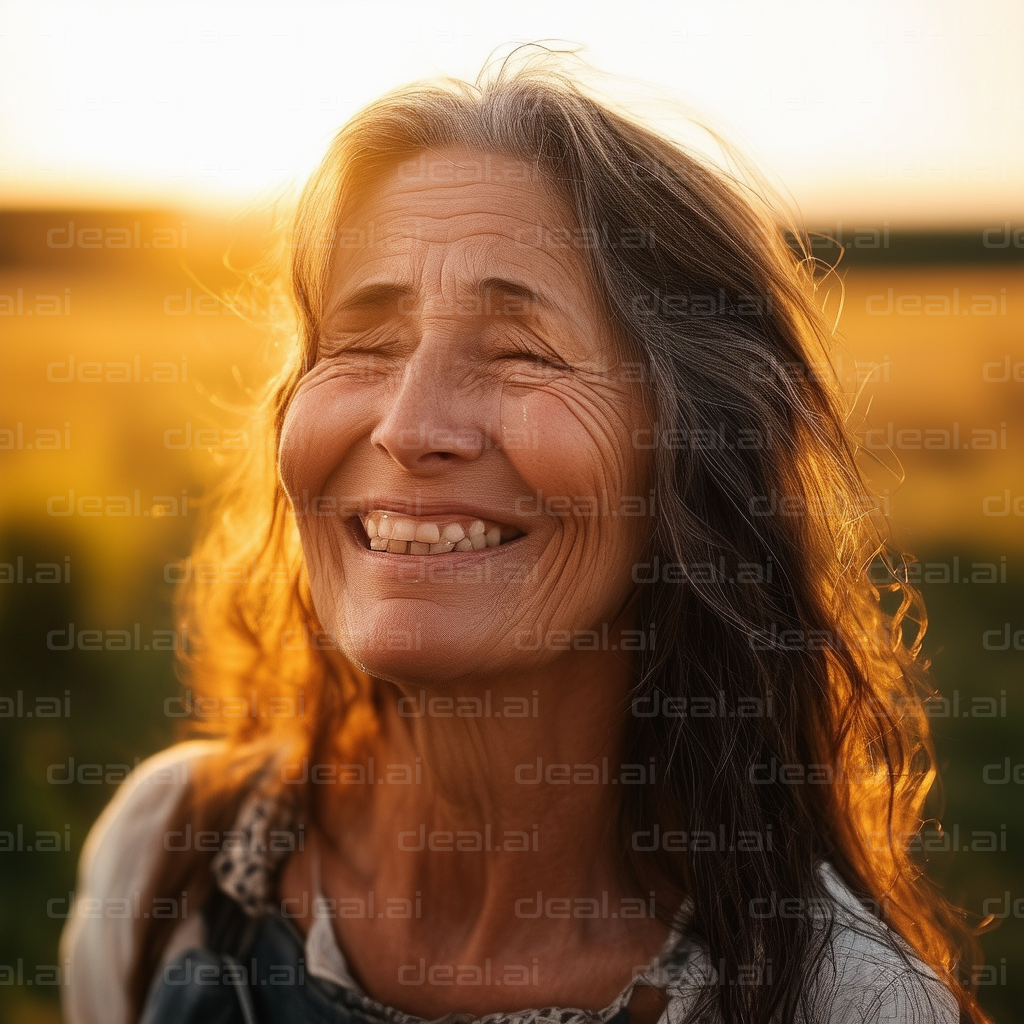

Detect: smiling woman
[60, 51, 990, 1024]
[280, 147, 652, 690]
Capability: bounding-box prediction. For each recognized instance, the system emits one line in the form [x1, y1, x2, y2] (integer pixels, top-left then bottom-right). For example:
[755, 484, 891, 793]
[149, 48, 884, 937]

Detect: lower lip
[343, 518, 527, 573]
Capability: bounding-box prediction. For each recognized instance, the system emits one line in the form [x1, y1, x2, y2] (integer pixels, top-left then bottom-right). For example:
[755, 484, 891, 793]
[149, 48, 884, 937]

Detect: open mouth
[356, 510, 524, 555]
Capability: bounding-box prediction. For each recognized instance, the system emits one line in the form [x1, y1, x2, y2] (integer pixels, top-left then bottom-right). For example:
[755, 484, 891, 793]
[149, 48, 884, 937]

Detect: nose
[370, 333, 487, 472]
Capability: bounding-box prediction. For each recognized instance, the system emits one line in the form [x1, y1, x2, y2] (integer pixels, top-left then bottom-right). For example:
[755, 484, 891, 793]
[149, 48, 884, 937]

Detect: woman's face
[280, 147, 653, 688]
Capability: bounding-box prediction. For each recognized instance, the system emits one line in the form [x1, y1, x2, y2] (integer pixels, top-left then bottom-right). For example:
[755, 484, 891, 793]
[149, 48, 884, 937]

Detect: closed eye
[321, 343, 385, 357]
[492, 332, 573, 371]
[497, 349, 573, 372]
[317, 328, 407, 361]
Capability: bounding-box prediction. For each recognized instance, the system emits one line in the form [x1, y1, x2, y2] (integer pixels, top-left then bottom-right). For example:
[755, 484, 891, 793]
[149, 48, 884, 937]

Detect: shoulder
[803, 863, 960, 1024]
[664, 864, 960, 1024]
[60, 740, 225, 1024]
[72, 740, 220, 899]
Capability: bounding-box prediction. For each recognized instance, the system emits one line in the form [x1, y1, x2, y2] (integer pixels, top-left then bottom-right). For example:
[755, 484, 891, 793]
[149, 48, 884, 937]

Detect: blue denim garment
[140, 913, 392, 1024]
[140, 911, 637, 1024]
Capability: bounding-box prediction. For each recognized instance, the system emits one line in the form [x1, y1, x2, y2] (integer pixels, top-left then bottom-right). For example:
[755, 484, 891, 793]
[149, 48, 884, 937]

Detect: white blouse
[59, 741, 960, 1024]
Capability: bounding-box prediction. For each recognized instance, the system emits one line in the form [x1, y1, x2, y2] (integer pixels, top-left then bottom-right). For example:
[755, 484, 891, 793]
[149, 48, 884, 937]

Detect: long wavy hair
[131, 49, 990, 1024]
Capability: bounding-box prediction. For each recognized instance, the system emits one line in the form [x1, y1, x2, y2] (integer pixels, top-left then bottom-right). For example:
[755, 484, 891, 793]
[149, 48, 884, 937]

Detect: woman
[61, 51, 990, 1024]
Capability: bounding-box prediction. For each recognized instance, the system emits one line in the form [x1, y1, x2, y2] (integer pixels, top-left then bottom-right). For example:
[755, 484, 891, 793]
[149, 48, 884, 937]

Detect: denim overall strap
[138, 945, 255, 1024]
[139, 912, 386, 1024]
[140, 912, 639, 1024]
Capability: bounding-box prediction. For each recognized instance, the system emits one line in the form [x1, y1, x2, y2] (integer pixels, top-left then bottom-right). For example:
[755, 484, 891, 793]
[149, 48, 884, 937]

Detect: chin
[324, 600, 512, 689]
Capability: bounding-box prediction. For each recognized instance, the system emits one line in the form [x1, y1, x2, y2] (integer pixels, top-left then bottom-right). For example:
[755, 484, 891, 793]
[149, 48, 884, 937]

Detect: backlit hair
[132, 48, 989, 1024]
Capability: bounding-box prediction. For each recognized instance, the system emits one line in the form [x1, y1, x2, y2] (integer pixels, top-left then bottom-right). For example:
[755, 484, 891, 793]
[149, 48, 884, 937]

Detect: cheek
[279, 379, 364, 499]
[501, 382, 652, 623]
[502, 384, 645, 507]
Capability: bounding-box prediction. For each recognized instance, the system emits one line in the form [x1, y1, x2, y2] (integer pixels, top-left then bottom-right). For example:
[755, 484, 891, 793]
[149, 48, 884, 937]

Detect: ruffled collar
[211, 774, 702, 1024]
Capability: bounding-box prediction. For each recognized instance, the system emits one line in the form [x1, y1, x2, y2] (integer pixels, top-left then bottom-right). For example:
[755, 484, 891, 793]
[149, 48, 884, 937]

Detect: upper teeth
[360, 512, 505, 555]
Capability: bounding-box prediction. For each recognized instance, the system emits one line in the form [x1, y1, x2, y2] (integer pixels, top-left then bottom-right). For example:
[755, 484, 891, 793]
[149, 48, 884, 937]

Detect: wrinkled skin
[279, 148, 653, 689]
[277, 149, 667, 1017]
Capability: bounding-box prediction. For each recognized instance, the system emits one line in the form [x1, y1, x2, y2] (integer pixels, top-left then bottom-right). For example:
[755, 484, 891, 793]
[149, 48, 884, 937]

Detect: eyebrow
[477, 276, 549, 312]
[331, 282, 416, 312]
[330, 277, 552, 316]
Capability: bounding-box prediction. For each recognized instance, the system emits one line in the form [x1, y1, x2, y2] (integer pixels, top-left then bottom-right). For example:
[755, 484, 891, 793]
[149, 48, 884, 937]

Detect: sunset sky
[2, 0, 1022, 225]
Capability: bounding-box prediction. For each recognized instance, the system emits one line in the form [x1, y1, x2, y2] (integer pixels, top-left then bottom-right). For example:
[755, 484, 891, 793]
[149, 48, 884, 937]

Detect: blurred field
[1, 210, 1022, 1023]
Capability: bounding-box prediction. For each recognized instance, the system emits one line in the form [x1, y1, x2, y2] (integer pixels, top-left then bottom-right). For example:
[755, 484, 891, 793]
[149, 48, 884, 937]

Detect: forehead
[329, 147, 600, 309]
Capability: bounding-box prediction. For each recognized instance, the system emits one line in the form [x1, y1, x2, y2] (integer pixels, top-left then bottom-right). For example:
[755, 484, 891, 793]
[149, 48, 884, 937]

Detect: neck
[322, 632, 649, 948]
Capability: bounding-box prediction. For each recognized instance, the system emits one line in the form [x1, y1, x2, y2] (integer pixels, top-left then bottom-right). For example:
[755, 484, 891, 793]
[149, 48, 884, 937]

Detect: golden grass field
[2, 229, 1022, 603]
[1, 211, 1022, 1023]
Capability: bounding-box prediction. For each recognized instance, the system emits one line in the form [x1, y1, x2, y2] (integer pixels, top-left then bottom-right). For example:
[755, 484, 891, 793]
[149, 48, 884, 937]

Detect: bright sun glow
[1, 0, 1022, 225]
